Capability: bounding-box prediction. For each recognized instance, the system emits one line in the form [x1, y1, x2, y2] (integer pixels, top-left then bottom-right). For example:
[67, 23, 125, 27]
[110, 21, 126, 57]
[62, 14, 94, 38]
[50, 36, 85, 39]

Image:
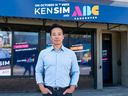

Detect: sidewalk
[0, 86, 128, 96]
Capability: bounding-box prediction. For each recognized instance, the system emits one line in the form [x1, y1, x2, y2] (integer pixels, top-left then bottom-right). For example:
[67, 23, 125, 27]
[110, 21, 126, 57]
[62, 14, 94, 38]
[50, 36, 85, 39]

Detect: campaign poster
[13, 32, 38, 76]
[69, 34, 92, 75]
[0, 31, 12, 76]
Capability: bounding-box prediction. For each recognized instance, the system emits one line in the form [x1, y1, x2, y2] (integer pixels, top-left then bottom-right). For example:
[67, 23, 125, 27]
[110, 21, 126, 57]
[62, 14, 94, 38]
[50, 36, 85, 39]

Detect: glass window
[46, 32, 93, 76]
[13, 32, 39, 76]
[69, 34, 92, 75]
[46, 33, 52, 48]
[0, 31, 12, 76]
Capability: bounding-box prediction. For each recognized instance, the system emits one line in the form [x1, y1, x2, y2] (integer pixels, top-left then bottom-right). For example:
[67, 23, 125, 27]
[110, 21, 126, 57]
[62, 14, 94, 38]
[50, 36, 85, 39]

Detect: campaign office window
[13, 32, 39, 76]
[69, 34, 92, 76]
[0, 31, 12, 76]
[46, 32, 93, 75]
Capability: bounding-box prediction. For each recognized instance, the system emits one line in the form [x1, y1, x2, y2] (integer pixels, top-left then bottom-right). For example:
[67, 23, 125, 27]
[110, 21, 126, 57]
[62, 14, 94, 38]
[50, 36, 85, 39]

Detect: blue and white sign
[0, 0, 128, 24]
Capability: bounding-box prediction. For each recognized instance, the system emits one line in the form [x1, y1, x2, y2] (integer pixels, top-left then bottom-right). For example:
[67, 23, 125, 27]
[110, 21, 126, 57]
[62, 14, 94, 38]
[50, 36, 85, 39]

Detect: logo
[34, 3, 70, 17]
[34, 2, 99, 21]
[72, 5, 99, 20]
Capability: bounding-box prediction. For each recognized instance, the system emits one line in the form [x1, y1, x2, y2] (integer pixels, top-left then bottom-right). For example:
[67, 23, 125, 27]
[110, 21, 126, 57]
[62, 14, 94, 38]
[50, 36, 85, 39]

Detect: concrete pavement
[0, 86, 128, 96]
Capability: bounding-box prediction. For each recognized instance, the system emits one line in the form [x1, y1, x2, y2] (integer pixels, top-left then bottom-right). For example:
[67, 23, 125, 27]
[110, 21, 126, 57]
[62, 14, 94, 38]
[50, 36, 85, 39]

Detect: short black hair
[49, 24, 64, 35]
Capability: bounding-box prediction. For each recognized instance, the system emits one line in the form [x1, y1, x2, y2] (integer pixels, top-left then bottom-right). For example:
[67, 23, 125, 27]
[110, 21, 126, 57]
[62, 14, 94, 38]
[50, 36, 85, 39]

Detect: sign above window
[0, 0, 128, 24]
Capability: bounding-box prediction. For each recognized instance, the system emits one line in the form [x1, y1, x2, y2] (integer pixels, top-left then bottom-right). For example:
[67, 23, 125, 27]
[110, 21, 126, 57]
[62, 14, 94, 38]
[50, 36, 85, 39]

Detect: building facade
[0, 0, 128, 91]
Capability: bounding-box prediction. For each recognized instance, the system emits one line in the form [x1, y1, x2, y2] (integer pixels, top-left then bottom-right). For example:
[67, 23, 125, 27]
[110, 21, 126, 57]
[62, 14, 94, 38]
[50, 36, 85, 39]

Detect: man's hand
[38, 84, 52, 94]
[63, 85, 76, 95]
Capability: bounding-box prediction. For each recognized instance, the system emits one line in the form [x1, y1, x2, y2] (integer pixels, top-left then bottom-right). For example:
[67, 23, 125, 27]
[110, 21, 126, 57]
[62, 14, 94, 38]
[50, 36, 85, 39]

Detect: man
[35, 24, 80, 96]
[0, 36, 10, 59]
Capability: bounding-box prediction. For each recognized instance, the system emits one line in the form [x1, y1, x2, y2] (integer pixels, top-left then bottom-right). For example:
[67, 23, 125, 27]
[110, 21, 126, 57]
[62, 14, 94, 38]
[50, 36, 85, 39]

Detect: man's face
[50, 27, 64, 46]
[0, 37, 3, 48]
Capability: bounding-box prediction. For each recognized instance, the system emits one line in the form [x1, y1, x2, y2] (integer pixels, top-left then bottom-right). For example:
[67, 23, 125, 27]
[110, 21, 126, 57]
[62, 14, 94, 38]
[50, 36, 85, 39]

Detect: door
[102, 34, 112, 86]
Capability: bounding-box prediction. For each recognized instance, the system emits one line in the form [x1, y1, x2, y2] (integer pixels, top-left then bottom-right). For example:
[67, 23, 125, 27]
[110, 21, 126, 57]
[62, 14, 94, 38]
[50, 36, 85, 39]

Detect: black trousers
[42, 86, 72, 96]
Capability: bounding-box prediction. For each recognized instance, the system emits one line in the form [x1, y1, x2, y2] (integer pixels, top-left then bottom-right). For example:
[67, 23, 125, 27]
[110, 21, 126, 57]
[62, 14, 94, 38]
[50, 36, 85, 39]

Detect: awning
[0, 0, 128, 24]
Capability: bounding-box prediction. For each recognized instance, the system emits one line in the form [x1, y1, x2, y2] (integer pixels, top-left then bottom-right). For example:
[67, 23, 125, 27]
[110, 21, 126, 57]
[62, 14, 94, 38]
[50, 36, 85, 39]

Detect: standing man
[35, 24, 80, 96]
[0, 36, 10, 59]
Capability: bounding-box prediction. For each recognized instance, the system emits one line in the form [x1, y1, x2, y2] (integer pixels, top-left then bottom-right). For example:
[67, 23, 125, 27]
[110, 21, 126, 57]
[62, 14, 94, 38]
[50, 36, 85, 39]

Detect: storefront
[0, 0, 128, 91]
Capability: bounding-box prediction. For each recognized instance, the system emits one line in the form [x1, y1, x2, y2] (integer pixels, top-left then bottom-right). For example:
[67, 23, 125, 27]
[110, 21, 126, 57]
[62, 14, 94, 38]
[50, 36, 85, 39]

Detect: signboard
[0, 31, 12, 76]
[0, 0, 128, 24]
[13, 32, 38, 76]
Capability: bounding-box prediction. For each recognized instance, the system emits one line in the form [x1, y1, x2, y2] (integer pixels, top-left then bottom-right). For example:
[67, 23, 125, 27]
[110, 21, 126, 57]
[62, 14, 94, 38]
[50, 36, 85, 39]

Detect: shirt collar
[50, 45, 65, 52]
